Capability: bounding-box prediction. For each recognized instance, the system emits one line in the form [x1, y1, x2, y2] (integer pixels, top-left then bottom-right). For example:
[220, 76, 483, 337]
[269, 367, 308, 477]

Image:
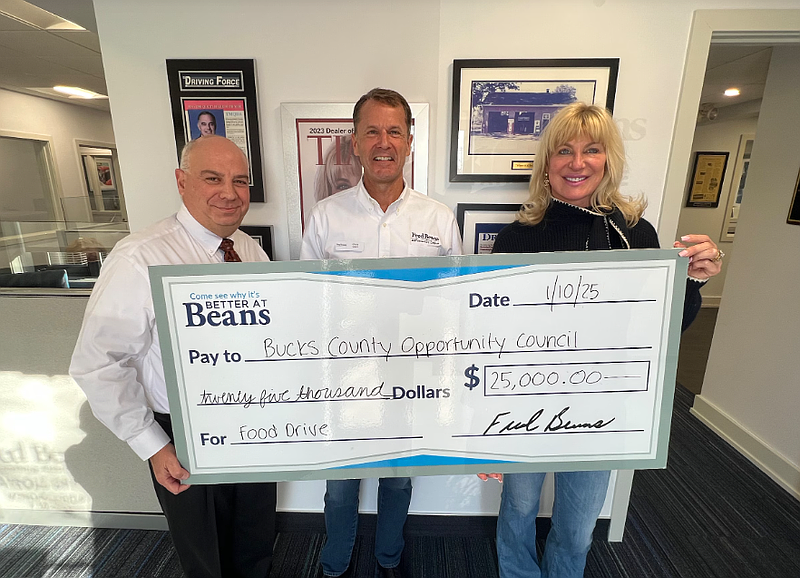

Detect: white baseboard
[0, 509, 168, 530]
[691, 395, 800, 500]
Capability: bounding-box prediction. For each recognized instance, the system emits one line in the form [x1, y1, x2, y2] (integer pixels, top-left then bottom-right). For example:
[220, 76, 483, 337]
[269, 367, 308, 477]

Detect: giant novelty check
[150, 251, 687, 484]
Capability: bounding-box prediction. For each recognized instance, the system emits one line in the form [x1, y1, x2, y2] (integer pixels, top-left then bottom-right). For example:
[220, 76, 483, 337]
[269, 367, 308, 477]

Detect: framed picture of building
[456, 203, 521, 254]
[449, 58, 619, 183]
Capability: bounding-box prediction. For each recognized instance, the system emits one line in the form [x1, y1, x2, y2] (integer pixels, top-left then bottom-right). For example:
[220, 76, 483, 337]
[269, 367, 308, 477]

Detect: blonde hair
[314, 135, 363, 202]
[518, 102, 645, 227]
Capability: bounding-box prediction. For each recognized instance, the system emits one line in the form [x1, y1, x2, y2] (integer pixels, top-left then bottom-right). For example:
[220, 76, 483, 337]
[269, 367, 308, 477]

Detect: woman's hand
[477, 473, 503, 482]
[674, 234, 724, 280]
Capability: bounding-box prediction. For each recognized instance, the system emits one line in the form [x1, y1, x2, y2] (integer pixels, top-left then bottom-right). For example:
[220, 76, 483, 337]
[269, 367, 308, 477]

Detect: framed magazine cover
[281, 102, 429, 259]
[456, 203, 521, 255]
[450, 58, 619, 183]
[166, 59, 265, 202]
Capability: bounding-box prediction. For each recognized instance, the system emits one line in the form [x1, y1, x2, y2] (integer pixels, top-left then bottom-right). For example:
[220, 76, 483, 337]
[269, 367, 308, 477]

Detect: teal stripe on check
[332, 454, 515, 469]
[314, 265, 523, 282]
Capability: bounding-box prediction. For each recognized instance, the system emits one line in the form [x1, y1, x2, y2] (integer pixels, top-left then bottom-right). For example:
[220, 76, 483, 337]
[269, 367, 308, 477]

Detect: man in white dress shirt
[70, 136, 275, 578]
[301, 88, 462, 578]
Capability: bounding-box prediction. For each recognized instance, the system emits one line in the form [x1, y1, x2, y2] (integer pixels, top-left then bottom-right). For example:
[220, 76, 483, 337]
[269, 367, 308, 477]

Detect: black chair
[0, 269, 69, 288]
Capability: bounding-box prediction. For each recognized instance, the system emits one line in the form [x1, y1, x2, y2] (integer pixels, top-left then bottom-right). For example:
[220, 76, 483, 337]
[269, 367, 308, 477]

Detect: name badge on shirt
[410, 231, 442, 247]
[334, 242, 364, 252]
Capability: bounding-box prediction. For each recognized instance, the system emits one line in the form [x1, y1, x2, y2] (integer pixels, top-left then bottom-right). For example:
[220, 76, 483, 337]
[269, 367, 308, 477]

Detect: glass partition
[0, 135, 129, 290]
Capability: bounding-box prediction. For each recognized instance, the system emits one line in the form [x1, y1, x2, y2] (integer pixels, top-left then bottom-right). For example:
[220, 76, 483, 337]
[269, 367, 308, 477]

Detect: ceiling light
[53, 86, 107, 99]
[724, 88, 741, 97]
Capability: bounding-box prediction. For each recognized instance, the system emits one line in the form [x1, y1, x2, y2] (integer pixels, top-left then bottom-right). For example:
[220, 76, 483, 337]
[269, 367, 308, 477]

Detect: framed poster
[94, 157, 115, 191]
[720, 134, 754, 241]
[281, 102, 429, 259]
[456, 203, 521, 254]
[789, 167, 800, 225]
[239, 225, 274, 260]
[685, 151, 729, 208]
[166, 59, 265, 202]
[450, 58, 619, 183]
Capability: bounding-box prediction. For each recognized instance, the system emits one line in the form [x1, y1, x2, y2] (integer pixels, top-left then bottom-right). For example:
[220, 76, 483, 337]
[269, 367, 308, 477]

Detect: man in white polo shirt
[301, 88, 462, 578]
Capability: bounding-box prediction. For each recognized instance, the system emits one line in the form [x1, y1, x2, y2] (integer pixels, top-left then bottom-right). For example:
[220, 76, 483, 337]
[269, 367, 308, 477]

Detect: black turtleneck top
[492, 199, 703, 330]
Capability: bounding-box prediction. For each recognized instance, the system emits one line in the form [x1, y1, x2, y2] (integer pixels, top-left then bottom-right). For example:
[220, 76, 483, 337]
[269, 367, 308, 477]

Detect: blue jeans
[320, 477, 412, 576]
[497, 470, 611, 578]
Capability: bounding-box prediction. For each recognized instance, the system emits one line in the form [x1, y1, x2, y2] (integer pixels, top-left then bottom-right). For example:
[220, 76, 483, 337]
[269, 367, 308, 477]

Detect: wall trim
[691, 394, 800, 501]
[0, 509, 169, 530]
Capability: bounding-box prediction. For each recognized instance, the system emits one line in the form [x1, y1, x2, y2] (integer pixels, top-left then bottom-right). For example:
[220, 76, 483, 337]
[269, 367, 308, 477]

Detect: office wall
[0, 89, 115, 220]
[675, 115, 759, 303]
[94, 0, 800, 258]
[692, 45, 800, 498]
[40, 0, 796, 522]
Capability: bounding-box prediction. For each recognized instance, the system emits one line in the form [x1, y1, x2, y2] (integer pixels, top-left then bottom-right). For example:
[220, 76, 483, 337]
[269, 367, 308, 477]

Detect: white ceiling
[700, 44, 772, 113]
[0, 0, 107, 111]
[0, 2, 774, 118]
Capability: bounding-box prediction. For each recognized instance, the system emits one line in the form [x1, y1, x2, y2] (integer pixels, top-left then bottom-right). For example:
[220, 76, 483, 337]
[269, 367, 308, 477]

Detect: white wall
[692, 45, 800, 498]
[85, 0, 800, 519]
[0, 89, 115, 217]
[675, 115, 759, 301]
[94, 0, 800, 257]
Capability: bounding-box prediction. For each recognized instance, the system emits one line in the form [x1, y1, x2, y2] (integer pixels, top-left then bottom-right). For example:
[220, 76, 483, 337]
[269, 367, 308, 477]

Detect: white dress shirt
[300, 180, 463, 259]
[69, 205, 269, 460]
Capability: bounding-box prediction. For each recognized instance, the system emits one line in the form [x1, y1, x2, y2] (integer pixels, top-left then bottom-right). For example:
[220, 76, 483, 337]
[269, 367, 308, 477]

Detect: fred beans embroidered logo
[410, 231, 441, 246]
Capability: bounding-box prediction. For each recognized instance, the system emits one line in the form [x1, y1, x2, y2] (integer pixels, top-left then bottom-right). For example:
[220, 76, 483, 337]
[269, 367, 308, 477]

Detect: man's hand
[477, 473, 503, 483]
[149, 443, 191, 495]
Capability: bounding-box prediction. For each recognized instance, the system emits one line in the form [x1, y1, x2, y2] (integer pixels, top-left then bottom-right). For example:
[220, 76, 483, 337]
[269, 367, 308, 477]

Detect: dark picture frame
[685, 151, 729, 208]
[240, 225, 274, 260]
[456, 203, 521, 254]
[449, 58, 619, 183]
[166, 59, 265, 202]
[788, 167, 800, 225]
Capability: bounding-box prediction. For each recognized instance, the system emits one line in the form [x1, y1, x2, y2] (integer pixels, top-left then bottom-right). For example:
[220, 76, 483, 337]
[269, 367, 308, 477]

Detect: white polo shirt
[300, 180, 463, 259]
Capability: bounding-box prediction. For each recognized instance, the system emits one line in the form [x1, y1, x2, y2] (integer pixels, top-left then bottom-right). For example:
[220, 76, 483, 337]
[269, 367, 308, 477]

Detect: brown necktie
[220, 238, 242, 262]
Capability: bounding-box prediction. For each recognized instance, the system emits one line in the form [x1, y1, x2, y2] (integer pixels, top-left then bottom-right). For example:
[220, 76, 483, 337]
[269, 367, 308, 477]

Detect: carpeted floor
[2, 383, 799, 578]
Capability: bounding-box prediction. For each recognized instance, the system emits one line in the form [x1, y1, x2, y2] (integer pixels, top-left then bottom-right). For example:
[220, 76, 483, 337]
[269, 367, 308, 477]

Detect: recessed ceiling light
[53, 86, 107, 99]
[724, 88, 741, 97]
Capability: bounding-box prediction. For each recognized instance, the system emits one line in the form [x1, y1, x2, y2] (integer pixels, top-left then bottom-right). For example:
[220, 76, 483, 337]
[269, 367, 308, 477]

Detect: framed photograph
[240, 225, 274, 260]
[788, 167, 800, 226]
[450, 58, 619, 183]
[456, 203, 521, 254]
[166, 59, 265, 202]
[281, 102, 429, 259]
[94, 156, 115, 191]
[685, 151, 729, 208]
[720, 135, 754, 241]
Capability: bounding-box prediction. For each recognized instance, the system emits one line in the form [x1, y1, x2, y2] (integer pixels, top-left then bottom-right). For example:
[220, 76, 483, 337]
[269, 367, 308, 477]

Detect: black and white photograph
[450, 59, 619, 182]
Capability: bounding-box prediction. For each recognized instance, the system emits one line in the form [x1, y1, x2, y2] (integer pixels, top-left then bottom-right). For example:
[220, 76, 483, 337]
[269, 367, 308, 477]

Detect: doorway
[661, 10, 800, 395]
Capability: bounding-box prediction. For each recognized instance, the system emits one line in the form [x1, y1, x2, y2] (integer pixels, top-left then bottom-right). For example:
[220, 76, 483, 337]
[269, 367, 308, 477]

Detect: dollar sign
[464, 364, 480, 390]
